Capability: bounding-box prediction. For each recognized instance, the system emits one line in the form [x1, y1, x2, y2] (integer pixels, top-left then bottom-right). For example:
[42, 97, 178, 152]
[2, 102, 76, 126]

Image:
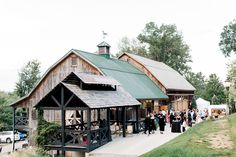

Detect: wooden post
[107, 108, 111, 141]
[116, 107, 119, 125]
[12, 107, 16, 152]
[98, 108, 100, 121]
[122, 107, 126, 137]
[87, 109, 91, 151]
[81, 110, 84, 130]
[136, 106, 139, 133]
[61, 86, 65, 157]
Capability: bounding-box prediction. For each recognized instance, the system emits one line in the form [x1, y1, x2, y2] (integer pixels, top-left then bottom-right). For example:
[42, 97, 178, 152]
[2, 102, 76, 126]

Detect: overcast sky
[0, 0, 236, 92]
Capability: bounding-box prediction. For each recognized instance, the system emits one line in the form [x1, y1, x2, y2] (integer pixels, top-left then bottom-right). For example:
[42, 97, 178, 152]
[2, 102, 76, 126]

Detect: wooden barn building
[119, 53, 195, 111]
[10, 41, 175, 156]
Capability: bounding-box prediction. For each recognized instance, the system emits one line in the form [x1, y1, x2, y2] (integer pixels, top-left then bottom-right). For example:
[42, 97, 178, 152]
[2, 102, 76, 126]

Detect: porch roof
[36, 72, 140, 109]
[62, 83, 140, 108]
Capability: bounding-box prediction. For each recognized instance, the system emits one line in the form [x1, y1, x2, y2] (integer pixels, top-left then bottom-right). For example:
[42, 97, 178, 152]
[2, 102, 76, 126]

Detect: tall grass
[142, 114, 236, 157]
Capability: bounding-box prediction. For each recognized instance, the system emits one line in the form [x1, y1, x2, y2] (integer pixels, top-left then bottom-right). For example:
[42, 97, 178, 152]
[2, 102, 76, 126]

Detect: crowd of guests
[144, 108, 208, 135]
[144, 110, 167, 135]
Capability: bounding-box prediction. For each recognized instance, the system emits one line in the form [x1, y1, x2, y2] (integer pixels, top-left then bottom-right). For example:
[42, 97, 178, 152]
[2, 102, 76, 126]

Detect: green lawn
[142, 114, 236, 157]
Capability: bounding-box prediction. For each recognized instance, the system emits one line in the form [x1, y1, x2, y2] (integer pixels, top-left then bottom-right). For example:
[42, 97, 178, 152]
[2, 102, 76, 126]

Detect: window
[71, 57, 77, 66]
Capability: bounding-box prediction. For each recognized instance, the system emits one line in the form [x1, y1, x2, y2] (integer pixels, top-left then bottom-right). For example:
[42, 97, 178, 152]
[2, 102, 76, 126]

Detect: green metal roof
[73, 49, 168, 100]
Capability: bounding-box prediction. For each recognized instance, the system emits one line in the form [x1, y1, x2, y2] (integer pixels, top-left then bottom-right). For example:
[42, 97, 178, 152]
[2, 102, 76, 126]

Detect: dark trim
[51, 95, 61, 107]
[39, 107, 61, 110]
[61, 86, 65, 156]
[87, 109, 91, 151]
[98, 109, 100, 121]
[12, 108, 16, 152]
[107, 108, 111, 141]
[44, 145, 87, 152]
[116, 107, 119, 126]
[64, 94, 75, 107]
[122, 107, 126, 137]
[66, 107, 88, 110]
[81, 110, 84, 131]
[38, 107, 88, 110]
[136, 106, 139, 133]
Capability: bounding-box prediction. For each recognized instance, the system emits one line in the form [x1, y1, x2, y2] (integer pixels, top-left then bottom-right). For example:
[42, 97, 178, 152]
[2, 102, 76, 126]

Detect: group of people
[169, 108, 208, 131]
[144, 110, 166, 135]
[144, 108, 208, 135]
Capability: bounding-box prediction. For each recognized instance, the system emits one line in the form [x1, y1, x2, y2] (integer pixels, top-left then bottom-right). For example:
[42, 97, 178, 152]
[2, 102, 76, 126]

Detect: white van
[0, 131, 20, 143]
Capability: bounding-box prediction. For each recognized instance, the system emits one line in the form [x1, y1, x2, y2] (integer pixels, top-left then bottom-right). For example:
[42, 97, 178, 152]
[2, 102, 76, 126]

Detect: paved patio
[87, 125, 182, 157]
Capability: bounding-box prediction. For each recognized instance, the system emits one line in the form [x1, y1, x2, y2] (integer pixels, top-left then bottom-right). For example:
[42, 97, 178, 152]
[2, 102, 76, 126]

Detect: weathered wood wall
[15, 52, 102, 146]
[120, 54, 194, 111]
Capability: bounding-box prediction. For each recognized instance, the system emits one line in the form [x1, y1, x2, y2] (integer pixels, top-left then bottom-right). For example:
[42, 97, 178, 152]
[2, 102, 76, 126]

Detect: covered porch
[34, 72, 140, 156]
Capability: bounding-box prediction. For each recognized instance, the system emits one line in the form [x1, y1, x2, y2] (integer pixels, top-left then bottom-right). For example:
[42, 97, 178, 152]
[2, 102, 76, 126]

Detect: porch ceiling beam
[38, 106, 88, 110]
[39, 107, 61, 110]
[66, 107, 88, 110]
[51, 95, 61, 107]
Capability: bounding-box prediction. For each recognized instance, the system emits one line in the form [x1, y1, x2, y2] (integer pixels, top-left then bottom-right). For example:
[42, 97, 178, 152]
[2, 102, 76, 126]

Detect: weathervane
[102, 31, 108, 40]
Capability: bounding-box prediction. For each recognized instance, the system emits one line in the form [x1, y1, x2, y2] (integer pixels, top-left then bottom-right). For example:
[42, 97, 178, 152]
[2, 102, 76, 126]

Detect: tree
[117, 36, 148, 57]
[203, 74, 226, 104]
[219, 19, 236, 57]
[15, 60, 41, 97]
[186, 72, 206, 98]
[0, 91, 18, 131]
[138, 22, 192, 75]
[227, 60, 236, 87]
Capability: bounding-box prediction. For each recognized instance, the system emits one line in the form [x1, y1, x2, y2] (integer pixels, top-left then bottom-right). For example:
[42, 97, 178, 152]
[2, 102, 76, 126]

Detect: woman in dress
[158, 113, 166, 134]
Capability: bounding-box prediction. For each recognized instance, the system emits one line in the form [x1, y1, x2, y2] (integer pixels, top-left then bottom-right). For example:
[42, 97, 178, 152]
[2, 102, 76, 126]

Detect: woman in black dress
[158, 113, 166, 134]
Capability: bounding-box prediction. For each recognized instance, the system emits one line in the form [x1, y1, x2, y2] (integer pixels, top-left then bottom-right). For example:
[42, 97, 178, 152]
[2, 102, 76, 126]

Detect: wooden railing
[90, 127, 110, 150]
[65, 129, 88, 147]
[15, 116, 28, 126]
[45, 126, 111, 151]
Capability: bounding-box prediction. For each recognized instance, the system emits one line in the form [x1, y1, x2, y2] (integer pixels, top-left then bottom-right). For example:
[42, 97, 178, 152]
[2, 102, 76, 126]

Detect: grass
[0, 148, 49, 157]
[141, 113, 236, 157]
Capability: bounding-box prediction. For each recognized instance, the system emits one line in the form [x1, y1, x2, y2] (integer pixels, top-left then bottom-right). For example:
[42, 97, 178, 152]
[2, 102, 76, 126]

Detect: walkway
[0, 141, 28, 156]
[87, 125, 181, 157]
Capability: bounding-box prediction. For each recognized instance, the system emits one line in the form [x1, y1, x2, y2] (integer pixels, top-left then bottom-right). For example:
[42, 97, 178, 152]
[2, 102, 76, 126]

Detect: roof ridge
[72, 49, 98, 56]
[126, 53, 184, 75]
[74, 49, 146, 74]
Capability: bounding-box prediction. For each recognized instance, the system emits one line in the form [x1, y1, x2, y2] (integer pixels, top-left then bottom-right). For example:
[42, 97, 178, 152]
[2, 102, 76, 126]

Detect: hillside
[142, 114, 236, 157]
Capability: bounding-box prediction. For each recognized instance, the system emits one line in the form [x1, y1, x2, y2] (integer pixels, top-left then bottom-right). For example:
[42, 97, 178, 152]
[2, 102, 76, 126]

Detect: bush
[36, 118, 61, 148]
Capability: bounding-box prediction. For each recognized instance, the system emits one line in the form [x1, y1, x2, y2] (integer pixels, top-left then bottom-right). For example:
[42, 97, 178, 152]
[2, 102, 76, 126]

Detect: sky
[0, 0, 236, 92]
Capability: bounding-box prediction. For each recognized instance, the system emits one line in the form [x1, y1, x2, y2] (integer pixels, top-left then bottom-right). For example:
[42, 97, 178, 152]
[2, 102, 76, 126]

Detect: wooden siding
[15, 52, 102, 146]
[119, 55, 166, 93]
[120, 54, 195, 111]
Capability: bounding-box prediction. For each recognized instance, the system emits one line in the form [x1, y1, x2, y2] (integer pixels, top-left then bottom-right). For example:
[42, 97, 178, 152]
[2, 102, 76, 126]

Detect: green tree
[203, 74, 226, 104]
[0, 91, 18, 131]
[219, 19, 236, 57]
[15, 60, 41, 97]
[227, 60, 236, 87]
[138, 22, 191, 75]
[117, 36, 148, 57]
[186, 72, 206, 98]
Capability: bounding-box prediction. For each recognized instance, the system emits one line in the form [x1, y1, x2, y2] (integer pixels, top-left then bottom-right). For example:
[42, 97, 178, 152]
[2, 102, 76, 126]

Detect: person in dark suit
[144, 114, 151, 135]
